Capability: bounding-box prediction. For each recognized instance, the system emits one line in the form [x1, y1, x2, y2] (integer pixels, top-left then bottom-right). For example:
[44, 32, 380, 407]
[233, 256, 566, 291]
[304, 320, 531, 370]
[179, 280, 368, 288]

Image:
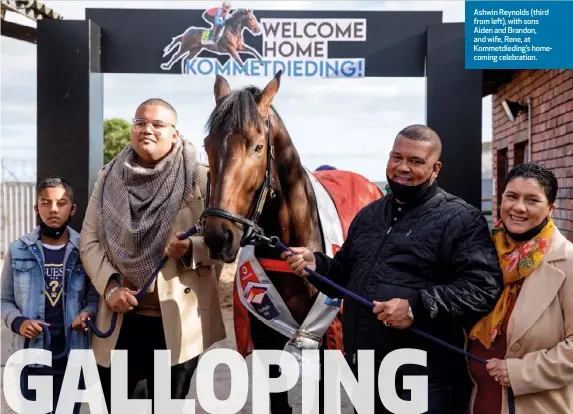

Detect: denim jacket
[1, 226, 99, 356]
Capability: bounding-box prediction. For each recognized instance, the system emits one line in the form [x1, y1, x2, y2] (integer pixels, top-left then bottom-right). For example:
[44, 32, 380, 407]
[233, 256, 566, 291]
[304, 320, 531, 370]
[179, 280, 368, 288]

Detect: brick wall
[492, 69, 573, 242]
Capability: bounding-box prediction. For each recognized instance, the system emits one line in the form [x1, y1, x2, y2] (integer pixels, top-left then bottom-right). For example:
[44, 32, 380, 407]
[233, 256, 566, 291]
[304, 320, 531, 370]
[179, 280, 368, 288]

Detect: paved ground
[1, 260, 354, 413]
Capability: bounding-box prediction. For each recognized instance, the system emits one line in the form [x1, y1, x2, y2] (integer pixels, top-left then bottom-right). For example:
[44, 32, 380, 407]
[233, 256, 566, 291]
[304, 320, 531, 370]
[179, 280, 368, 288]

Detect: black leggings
[97, 313, 199, 412]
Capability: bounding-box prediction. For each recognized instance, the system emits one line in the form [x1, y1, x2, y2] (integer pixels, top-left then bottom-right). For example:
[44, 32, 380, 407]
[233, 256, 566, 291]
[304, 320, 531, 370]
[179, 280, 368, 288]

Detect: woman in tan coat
[467, 162, 573, 414]
[79, 98, 226, 410]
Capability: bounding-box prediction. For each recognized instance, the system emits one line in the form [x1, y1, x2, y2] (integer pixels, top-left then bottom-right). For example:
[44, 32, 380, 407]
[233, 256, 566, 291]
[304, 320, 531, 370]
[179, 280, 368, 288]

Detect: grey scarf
[96, 139, 201, 290]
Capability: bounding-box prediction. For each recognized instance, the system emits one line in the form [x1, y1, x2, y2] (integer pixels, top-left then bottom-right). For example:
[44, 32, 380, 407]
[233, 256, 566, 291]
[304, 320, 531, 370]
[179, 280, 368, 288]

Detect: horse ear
[257, 70, 282, 118]
[214, 74, 231, 102]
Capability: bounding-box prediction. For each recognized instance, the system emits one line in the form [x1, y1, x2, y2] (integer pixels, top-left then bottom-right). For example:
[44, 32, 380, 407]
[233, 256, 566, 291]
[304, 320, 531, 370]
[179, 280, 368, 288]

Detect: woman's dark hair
[505, 162, 558, 204]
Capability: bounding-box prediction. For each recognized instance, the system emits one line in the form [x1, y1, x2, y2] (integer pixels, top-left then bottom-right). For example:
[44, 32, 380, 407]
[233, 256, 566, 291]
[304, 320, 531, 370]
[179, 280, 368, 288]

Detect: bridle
[199, 118, 276, 246]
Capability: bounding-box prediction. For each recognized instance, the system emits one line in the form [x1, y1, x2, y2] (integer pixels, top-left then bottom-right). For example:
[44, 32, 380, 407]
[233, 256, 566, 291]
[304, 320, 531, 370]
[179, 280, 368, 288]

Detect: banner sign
[164, 17, 368, 78]
[85, 7, 442, 78]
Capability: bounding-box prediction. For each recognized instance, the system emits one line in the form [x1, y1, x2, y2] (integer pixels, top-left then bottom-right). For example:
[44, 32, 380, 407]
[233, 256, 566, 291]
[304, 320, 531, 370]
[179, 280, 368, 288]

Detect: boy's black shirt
[42, 244, 67, 355]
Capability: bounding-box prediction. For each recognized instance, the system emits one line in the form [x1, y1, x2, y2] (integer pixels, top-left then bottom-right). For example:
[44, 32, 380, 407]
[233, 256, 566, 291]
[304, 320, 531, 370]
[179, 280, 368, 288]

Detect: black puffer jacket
[312, 181, 503, 389]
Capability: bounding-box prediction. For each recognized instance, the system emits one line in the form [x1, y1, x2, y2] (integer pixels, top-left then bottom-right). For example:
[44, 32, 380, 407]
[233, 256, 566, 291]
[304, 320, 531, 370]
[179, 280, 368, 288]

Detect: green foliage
[104, 118, 131, 164]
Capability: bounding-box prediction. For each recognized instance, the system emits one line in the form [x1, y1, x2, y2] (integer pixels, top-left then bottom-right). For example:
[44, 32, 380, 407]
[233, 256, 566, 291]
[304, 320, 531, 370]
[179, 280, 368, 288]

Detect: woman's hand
[486, 358, 511, 387]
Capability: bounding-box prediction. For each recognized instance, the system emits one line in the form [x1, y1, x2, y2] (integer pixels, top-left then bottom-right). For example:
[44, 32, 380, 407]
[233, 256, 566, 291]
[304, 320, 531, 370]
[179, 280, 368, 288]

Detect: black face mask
[504, 216, 548, 242]
[386, 174, 433, 204]
[38, 214, 71, 240]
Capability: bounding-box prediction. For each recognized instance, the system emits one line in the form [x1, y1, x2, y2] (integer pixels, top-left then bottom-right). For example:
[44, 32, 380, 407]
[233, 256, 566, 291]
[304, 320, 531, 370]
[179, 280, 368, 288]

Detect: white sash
[235, 169, 344, 411]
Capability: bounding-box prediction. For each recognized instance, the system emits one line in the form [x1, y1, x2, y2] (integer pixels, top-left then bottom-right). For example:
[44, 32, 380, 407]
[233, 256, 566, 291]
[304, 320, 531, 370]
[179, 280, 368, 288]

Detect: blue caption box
[465, 1, 573, 69]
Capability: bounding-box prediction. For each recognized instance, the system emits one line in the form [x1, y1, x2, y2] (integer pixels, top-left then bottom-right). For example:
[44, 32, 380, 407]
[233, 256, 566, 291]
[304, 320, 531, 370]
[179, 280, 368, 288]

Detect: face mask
[38, 214, 71, 240]
[504, 216, 548, 242]
[386, 174, 432, 204]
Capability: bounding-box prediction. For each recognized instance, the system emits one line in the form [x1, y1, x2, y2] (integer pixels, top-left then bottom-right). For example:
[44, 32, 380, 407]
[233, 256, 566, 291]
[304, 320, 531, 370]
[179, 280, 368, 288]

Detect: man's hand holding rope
[104, 281, 138, 313]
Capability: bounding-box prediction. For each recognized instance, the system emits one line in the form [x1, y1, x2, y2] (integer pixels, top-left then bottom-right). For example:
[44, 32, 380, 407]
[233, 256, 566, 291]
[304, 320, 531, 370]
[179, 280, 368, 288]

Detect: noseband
[199, 118, 276, 246]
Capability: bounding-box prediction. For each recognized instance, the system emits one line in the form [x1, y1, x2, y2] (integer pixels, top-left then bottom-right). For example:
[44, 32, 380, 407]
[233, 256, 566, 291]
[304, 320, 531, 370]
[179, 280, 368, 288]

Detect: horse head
[201, 71, 283, 263]
[230, 8, 261, 35]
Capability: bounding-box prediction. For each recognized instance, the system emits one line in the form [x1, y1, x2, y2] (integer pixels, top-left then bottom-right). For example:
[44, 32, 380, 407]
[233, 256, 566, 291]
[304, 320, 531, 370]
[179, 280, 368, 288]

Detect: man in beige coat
[79, 98, 225, 410]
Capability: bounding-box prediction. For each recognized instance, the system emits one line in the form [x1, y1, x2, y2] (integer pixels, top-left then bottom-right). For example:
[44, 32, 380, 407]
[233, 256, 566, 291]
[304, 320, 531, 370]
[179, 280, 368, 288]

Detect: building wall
[492, 69, 573, 241]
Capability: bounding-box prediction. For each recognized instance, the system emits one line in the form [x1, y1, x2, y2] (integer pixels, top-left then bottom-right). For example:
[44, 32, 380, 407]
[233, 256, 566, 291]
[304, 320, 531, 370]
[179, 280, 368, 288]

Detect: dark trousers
[20, 361, 84, 414]
[97, 313, 199, 412]
[351, 360, 463, 414]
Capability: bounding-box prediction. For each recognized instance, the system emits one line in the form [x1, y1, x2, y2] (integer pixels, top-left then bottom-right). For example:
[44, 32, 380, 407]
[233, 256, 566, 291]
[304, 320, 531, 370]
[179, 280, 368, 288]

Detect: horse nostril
[203, 227, 225, 255]
[224, 226, 234, 246]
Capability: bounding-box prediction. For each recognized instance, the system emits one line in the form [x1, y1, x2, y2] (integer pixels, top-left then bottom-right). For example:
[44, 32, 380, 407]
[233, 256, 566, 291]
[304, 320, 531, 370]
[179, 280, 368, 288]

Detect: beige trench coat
[469, 227, 573, 413]
[79, 163, 226, 367]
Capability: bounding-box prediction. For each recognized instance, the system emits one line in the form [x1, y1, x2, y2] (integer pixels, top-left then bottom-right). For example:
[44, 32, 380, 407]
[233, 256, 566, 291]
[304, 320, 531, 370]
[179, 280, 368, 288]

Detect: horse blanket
[233, 169, 384, 357]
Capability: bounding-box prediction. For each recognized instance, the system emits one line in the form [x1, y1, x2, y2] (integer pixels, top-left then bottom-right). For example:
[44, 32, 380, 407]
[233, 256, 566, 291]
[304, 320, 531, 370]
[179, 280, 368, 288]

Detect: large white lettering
[3, 348, 428, 413]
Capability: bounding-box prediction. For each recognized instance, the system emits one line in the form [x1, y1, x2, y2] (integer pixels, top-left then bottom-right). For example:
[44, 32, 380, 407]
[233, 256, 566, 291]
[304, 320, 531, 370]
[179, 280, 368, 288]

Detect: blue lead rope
[270, 238, 516, 413]
[22, 225, 200, 373]
[21, 224, 515, 412]
[82, 225, 200, 339]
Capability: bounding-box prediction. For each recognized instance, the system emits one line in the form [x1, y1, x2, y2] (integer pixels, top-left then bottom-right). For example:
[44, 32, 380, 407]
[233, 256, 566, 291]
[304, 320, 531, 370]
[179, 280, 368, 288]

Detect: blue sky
[0, 0, 492, 183]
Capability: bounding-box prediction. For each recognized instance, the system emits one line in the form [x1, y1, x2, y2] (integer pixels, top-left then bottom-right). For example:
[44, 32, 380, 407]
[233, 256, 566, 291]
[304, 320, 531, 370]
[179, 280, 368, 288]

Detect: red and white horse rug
[232, 169, 384, 366]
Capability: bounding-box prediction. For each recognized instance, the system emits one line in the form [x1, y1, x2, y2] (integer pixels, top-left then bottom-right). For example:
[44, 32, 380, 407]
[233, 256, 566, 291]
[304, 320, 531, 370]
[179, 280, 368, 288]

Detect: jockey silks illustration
[202, 1, 232, 43]
[160, 2, 262, 71]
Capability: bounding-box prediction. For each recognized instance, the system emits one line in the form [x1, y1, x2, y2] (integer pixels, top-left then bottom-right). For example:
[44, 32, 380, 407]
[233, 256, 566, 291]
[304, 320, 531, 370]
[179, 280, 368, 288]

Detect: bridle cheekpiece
[199, 118, 276, 246]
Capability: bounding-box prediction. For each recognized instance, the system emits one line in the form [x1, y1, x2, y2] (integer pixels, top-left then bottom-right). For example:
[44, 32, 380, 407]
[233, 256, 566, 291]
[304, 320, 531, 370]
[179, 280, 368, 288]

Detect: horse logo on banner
[160, 3, 263, 71]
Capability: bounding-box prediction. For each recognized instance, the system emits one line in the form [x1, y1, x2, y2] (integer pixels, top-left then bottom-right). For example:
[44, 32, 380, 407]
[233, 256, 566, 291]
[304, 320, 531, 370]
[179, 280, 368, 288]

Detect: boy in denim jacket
[1, 176, 99, 413]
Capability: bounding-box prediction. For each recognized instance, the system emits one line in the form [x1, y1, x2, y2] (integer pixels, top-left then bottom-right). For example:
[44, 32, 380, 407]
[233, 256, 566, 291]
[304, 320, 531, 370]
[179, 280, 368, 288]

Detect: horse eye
[254, 144, 264, 153]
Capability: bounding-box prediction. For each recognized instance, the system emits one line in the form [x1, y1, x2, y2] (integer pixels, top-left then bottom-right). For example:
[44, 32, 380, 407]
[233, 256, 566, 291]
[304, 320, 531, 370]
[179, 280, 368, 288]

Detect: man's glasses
[132, 118, 175, 132]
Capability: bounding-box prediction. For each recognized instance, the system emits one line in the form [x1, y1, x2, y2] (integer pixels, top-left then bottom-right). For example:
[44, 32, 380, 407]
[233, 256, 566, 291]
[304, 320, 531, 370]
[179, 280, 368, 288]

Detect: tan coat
[79, 164, 226, 367]
[469, 228, 573, 414]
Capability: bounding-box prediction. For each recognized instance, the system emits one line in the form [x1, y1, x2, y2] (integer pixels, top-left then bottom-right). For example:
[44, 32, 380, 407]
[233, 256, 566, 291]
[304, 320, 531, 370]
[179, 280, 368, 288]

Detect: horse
[160, 8, 263, 71]
[200, 71, 383, 412]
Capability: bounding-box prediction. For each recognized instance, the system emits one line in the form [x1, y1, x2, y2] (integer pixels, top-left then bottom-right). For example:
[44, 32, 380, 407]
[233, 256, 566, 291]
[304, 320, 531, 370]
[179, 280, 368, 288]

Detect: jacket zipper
[352, 199, 395, 365]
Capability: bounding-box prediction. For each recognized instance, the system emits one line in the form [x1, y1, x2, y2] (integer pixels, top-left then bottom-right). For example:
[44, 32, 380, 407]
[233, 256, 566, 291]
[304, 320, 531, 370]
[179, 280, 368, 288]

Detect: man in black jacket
[283, 124, 503, 413]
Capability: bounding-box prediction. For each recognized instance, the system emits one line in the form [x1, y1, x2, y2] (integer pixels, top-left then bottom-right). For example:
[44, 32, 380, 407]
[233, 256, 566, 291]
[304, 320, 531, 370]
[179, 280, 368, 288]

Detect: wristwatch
[407, 305, 414, 322]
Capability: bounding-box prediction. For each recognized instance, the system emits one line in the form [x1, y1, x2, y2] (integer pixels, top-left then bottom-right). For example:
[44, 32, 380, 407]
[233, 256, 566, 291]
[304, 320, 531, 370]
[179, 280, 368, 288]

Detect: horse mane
[227, 8, 250, 27]
[206, 85, 281, 138]
[231, 8, 249, 17]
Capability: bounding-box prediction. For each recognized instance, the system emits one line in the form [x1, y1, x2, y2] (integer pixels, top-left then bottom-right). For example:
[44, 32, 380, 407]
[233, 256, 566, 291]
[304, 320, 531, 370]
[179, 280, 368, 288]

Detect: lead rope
[20, 225, 515, 413]
[21, 225, 200, 376]
[268, 237, 516, 414]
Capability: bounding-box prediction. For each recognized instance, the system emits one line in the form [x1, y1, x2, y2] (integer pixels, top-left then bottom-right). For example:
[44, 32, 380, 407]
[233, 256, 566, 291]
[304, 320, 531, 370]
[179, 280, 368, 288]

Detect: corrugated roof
[1, 0, 62, 43]
[1, 0, 62, 21]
